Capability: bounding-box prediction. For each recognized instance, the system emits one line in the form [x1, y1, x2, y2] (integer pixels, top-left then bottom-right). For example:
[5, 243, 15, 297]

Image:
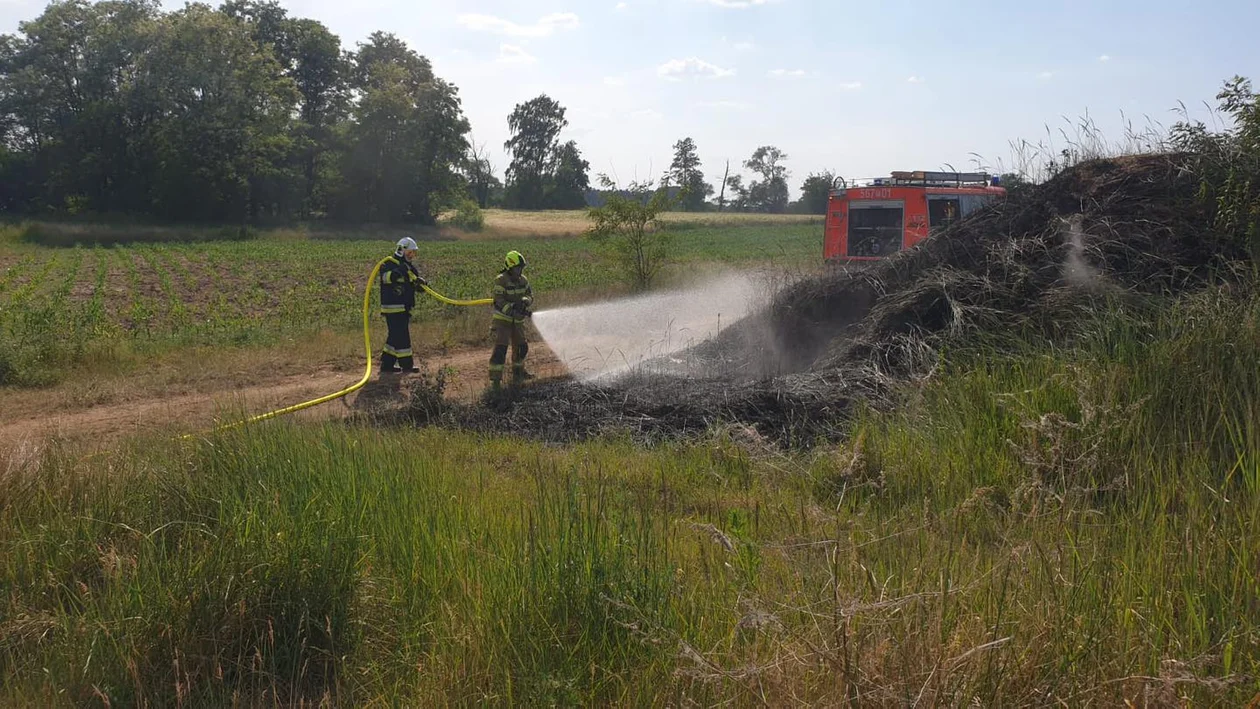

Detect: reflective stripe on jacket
[492, 270, 532, 323]
[380, 253, 424, 314]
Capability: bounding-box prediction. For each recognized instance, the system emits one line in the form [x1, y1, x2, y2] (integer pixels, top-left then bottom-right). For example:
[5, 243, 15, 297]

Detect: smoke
[1062, 215, 1102, 288]
[531, 273, 761, 382]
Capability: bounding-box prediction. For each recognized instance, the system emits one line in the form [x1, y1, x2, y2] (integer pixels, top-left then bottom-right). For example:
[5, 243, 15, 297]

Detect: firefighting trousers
[381, 312, 414, 371]
[489, 320, 528, 383]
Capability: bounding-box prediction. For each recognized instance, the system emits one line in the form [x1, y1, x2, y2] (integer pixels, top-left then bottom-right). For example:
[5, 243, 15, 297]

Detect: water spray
[531, 273, 762, 382]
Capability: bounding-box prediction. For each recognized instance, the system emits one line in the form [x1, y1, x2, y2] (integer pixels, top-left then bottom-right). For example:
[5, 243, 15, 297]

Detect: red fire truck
[823, 170, 1007, 261]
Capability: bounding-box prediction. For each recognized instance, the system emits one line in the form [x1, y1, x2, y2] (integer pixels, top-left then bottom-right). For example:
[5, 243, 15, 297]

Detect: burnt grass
[378, 154, 1245, 446]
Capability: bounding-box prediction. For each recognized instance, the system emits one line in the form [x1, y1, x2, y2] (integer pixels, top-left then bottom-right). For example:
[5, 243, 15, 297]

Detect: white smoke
[1062, 215, 1102, 289]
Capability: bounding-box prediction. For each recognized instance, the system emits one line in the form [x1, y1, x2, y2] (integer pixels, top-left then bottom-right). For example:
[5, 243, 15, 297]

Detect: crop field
[0, 219, 821, 385]
[474, 208, 825, 238]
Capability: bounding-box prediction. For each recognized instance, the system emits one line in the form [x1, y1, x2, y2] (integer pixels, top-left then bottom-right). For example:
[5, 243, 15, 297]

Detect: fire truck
[823, 170, 1007, 261]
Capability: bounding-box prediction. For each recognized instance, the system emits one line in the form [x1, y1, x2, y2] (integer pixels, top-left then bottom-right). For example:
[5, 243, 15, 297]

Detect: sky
[3, 0, 1258, 197]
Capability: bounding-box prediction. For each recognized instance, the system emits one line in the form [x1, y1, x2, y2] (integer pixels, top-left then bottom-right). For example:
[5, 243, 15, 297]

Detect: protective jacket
[492, 270, 532, 323]
[380, 253, 425, 315]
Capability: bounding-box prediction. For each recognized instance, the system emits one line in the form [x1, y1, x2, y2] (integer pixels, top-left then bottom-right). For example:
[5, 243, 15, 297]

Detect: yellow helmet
[504, 250, 526, 269]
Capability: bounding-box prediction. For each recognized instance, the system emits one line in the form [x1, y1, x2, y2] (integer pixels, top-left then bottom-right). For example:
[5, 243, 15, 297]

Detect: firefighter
[489, 250, 533, 391]
[379, 237, 428, 374]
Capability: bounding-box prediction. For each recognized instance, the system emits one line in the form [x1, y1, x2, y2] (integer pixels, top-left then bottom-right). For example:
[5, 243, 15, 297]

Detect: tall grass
[4, 282, 1260, 705]
[967, 110, 1173, 185]
[0, 426, 735, 705]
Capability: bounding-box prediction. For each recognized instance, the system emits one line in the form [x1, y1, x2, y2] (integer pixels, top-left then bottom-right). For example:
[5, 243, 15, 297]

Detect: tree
[221, 0, 292, 63]
[586, 174, 680, 290]
[351, 30, 432, 91]
[667, 137, 712, 211]
[410, 78, 472, 223]
[724, 174, 749, 212]
[222, 1, 348, 219]
[504, 94, 567, 209]
[463, 140, 500, 208]
[139, 4, 300, 222]
[0, 0, 164, 213]
[799, 171, 836, 214]
[285, 18, 349, 218]
[743, 145, 790, 213]
[0, 1, 475, 226]
[547, 139, 590, 209]
[335, 32, 469, 224]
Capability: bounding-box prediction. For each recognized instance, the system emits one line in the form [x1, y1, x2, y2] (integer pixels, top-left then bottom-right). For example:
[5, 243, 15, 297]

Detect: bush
[1172, 75, 1260, 262]
[444, 199, 485, 232]
[586, 177, 680, 290]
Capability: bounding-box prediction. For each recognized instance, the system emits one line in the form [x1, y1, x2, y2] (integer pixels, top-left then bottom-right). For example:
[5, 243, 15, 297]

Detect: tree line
[0, 0, 837, 225]
[617, 138, 836, 215]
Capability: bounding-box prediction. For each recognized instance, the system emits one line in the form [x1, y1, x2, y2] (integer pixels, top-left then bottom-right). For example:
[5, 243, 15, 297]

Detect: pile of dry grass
[712, 153, 1234, 379]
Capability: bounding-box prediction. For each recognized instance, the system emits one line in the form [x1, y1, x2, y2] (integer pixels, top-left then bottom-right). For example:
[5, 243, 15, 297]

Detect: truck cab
[823, 171, 1006, 261]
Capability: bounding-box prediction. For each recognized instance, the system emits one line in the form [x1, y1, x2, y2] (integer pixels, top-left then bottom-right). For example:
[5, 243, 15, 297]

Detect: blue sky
[3, 0, 1257, 196]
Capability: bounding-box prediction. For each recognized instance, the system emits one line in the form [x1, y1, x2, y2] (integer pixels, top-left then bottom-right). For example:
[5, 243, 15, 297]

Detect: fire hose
[179, 259, 493, 438]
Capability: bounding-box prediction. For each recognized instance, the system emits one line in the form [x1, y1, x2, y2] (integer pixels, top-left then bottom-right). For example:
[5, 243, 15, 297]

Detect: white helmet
[396, 237, 418, 253]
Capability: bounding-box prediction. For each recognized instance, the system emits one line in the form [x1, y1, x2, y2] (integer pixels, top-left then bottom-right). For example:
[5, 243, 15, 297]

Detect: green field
[0, 218, 822, 386]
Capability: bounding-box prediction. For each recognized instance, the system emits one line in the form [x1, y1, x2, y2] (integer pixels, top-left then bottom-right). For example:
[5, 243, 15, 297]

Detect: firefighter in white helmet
[378, 237, 428, 373]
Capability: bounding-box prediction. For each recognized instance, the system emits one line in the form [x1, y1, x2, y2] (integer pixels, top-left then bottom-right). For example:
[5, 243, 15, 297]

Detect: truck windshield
[847, 204, 903, 257]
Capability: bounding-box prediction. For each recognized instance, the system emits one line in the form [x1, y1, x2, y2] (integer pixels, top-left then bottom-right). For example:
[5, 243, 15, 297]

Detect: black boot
[399, 356, 420, 374]
[380, 353, 400, 373]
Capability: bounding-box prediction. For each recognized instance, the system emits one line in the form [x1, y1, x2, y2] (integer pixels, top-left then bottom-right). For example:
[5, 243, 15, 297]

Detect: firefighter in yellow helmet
[489, 250, 533, 391]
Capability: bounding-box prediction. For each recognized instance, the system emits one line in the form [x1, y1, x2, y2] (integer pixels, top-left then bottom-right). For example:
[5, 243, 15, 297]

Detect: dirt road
[0, 342, 569, 456]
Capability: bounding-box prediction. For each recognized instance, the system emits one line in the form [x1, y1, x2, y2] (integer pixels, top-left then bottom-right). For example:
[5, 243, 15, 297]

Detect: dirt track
[0, 343, 569, 456]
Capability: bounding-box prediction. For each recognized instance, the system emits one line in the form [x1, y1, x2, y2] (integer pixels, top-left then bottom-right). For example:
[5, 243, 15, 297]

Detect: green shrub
[445, 199, 485, 232]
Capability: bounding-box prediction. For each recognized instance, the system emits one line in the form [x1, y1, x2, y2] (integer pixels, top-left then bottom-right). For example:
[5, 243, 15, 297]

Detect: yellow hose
[421, 284, 491, 307]
[181, 261, 490, 438]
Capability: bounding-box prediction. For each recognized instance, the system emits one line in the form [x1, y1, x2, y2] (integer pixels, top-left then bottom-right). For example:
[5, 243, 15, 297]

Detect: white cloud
[1099, 54, 1111, 62]
[630, 109, 664, 121]
[696, 100, 751, 110]
[603, 76, 626, 86]
[615, 2, 628, 9]
[497, 44, 537, 65]
[1038, 71, 1054, 79]
[699, 0, 778, 7]
[657, 57, 735, 81]
[838, 81, 863, 90]
[457, 12, 580, 38]
[907, 75, 925, 84]
[769, 68, 807, 79]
